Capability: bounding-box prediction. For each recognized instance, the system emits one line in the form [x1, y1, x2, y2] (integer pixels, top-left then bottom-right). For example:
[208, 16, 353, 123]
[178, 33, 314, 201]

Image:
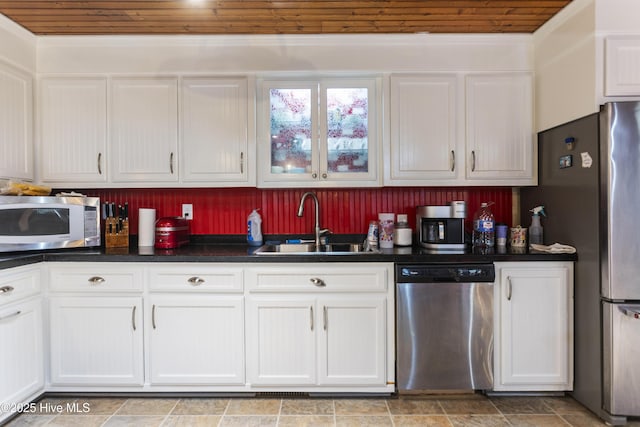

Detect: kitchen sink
[253, 242, 372, 255]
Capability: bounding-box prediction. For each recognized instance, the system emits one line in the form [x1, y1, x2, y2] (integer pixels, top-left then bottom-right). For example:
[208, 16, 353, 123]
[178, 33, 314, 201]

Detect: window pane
[327, 88, 368, 173]
[269, 88, 312, 174]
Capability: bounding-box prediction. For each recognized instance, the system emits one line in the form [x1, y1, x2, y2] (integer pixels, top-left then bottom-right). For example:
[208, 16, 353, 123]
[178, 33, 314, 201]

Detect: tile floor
[4, 394, 639, 427]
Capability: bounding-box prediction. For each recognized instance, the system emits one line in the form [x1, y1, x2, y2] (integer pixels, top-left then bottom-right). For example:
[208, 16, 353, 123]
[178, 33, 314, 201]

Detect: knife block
[105, 218, 129, 248]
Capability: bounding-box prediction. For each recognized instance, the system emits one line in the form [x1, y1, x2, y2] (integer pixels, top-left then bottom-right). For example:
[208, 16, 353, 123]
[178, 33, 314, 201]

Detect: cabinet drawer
[48, 264, 143, 292]
[149, 265, 243, 292]
[246, 263, 390, 293]
[0, 265, 40, 306]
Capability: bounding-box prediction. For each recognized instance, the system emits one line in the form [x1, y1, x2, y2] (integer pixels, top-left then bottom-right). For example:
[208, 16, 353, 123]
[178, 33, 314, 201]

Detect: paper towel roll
[138, 208, 156, 247]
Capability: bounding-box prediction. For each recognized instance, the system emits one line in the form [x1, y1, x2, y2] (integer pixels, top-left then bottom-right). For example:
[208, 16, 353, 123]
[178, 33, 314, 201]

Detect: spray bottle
[529, 206, 546, 245]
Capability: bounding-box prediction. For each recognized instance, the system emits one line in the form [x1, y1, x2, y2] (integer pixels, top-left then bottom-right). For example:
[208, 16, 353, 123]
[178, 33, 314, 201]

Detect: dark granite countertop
[0, 235, 577, 270]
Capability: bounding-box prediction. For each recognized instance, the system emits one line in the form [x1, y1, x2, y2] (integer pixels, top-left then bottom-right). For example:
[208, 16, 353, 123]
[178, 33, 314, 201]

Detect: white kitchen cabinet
[110, 77, 178, 183]
[180, 77, 254, 186]
[245, 263, 394, 391]
[493, 261, 573, 391]
[49, 296, 144, 386]
[0, 265, 43, 425]
[604, 36, 640, 96]
[465, 73, 535, 184]
[38, 77, 107, 184]
[387, 74, 460, 184]
[257, 78, 381, 188]
[0, 61, 33, 181]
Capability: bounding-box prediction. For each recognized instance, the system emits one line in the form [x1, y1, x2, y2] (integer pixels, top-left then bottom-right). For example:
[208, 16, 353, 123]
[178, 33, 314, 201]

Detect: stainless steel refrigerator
[521, 101, 640, 425]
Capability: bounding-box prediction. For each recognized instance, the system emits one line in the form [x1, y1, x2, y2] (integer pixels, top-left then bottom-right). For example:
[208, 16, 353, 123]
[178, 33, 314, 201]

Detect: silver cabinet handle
[170, 152, 175, 174]
[618, 305, 640, 320]
[0, 310, 21, 321]
[323, 306, 328, 331]
[88, 276, 105, 285]
[321, 173, 328, 179]
[471, 150, 476, 172]
[450, 150, 455, 172]
[310, 306, 314, 331]
[240, 152, 244, 174]
[188, 277, 205, 286]
[311, 172, 318, 179]
[310, 278, 326, 287]
[0, 286, 14, 294]
[152, 304, 156, 329]
[132, 306, 137, 331]
[507, 277, 512, 301]
[97, 152, 103, 175]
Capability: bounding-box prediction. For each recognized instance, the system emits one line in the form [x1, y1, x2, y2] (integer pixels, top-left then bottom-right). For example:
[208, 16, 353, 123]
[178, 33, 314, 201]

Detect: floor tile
[392, 414, 453, 426]
[219, 415, 278, 426]
[277, 415, 336, 426]
[225, 398, 281, 415]
[280, 399, 334, 415]
[103, 415, 167, 427]
[387, 398, 444, 415]
[490, 397, 555, 414]
[170, 398, 229, 415]
[74, 397, 127, 415]
[439, 399, 500, 415]
[505, 414, 571, 426]
[32, 397, 78, 415]
[46, 414, 110, 426]
[542, 397, 592, 415]
[334, 399, 389, 416]
[161, 415, 223, 426]
[334, 415, 393, 426]
[448, 414, 510, 427]
[560, 413, 609, 426]
[5, 414, 56, 426]
[114, 398, 178, 416]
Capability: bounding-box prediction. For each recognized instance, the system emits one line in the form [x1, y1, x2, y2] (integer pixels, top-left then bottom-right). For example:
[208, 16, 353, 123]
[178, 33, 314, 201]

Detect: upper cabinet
[604, 36, 640, 97]
[110, 77, 179, 183]
[258, 77, 381, 188]
[465, 73, 535, 184]
[180, 77, 254, 186]
[386, 72, 535, 186]
[39, 77, 107, 184]
[0, 61, 33, 181]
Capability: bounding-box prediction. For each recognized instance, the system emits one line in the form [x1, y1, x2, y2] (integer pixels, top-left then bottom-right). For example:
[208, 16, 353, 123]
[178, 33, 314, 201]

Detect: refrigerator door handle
[618, 305, 640, 320]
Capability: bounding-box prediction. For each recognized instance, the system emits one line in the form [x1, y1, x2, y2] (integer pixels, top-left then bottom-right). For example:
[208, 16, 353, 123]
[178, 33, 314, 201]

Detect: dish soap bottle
[472, 202, 495, 248]
[529, 206, 546, 245]
[247, 208, 263, 246]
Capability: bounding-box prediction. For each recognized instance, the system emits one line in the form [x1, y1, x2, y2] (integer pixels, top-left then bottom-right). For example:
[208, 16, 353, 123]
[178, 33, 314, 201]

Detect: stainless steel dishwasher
[396, 263, 495, 391]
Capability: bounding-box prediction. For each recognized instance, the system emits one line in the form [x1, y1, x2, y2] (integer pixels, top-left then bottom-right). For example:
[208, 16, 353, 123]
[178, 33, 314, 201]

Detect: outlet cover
[182, 204, 193, 220]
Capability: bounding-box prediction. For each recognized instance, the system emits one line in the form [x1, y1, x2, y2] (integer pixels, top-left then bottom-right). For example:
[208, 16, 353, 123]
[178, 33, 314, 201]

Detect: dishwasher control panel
[397, 264, 495, 283]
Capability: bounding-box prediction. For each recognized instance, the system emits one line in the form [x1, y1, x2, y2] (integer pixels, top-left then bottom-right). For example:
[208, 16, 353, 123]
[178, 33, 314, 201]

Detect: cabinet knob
[310, 277, 326, 287]
[321, 173, 328, 179]
[471, 151, 476, 172]
[450, 150, 455, 172]
[0, 285, 14, 294]
[88, 276, 105, 285]
[507, 277, 513, 301]
[97, 153, 103, 175]
[170, 152, 175, 174]
[312, 172, 318, 179]
[188, 276, 205, 286]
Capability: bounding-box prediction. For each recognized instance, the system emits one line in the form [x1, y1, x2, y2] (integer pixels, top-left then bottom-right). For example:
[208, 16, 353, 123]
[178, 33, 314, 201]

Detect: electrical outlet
[182, 204, 193, 220]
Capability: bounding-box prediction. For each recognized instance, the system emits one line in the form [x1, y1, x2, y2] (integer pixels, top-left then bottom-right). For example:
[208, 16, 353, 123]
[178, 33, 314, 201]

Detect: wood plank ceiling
[0, 0, 572, 36]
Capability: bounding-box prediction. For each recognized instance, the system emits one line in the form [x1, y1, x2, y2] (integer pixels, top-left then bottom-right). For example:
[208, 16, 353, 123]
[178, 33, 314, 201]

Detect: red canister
[154, 217, 190, 249]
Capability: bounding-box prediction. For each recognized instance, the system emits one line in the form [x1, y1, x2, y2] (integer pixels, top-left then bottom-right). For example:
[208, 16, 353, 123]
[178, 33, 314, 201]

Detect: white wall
[533, 0, 597, 132]
[0, 14, 36, 72]
[36, 34, 532, 75]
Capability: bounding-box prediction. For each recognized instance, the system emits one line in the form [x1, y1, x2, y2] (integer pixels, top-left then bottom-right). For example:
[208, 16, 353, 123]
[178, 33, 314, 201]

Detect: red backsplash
[78, 187, 513, 235]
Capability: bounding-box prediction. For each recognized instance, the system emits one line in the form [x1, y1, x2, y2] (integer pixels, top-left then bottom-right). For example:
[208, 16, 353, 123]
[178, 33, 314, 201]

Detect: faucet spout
[297, 192, 322, 250]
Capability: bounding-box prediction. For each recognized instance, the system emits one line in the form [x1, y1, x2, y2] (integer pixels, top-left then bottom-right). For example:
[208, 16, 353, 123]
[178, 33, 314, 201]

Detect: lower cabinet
[148, 294, 244, 385]
[493, 261, 574, 391]
[49, 296, 144, 386]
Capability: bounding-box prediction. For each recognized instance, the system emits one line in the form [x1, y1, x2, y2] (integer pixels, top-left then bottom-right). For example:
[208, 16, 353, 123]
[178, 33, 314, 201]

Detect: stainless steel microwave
[0, 196, 100, 252]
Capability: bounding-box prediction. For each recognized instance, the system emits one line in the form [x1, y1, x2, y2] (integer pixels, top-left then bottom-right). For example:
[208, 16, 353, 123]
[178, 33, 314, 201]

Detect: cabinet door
[495, 263, 573, 391]
[181, 77, 251, 185]
[39, 77, 107, 184]
[0, 62, 32, 180]
[466, 73, 535, 184]
[149, 295, 244, 385]
[388, 74, 459, 184]
[49, 296, 144, 385]
[318, 296, 386, 386]
[0, 298, 43, 409]
[246, 296, 316, 385]
[110, 78, 178, 182]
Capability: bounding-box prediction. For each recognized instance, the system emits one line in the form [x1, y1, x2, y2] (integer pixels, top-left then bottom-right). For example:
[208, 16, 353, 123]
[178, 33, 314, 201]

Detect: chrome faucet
[296, 191, 328, 250]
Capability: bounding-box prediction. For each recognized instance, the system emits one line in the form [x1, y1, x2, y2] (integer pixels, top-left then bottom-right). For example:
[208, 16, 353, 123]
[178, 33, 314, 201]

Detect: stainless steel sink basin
[254, 242, 372, 255]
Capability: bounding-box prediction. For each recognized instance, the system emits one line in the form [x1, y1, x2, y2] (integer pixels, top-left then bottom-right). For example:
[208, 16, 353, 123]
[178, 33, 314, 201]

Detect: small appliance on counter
[154, 217, 190, 249]
[416, 201, 466, 252]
